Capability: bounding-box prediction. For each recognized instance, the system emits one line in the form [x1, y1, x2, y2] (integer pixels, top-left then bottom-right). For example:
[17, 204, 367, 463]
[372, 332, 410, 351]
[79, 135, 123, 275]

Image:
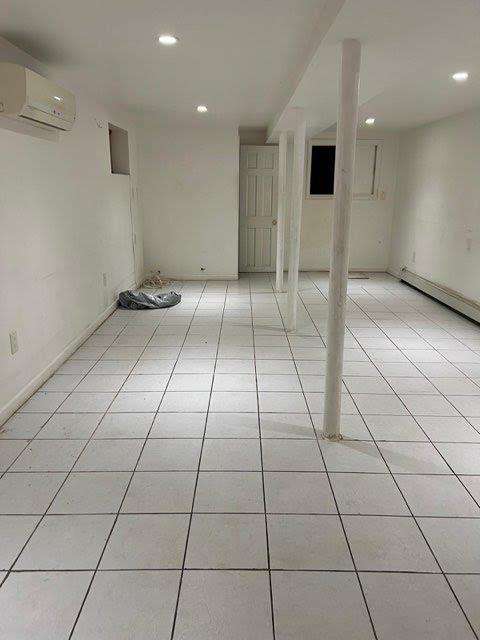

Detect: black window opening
[309, 145, 336, 196]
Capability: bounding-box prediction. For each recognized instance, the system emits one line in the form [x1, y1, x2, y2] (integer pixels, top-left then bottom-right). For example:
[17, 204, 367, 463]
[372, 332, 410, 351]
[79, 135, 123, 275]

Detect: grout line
[252, 275, 277, 640]
[288, 277, 380, 640]
[168, 280, 225, 640]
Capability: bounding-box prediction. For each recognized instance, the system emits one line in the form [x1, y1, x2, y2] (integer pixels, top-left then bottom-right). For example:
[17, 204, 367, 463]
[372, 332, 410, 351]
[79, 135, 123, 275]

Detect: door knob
[272, 219, 277, 226]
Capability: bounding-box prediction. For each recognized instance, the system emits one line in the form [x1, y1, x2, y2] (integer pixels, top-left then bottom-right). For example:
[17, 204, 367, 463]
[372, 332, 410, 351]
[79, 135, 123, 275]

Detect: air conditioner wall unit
[0, 63, 76, 131]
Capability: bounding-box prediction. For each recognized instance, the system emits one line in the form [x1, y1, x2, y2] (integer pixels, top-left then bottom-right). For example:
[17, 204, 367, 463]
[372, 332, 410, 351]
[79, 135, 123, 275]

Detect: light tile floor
[0, 271, 479, 639]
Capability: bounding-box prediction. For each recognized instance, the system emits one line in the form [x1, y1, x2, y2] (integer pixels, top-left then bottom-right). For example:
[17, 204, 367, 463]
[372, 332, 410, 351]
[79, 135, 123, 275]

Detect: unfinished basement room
[0, 0, 479, 638]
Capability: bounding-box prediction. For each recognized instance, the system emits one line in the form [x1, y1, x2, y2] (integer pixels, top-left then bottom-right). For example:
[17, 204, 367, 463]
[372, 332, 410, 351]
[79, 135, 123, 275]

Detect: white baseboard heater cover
[400, 268, 480, 324]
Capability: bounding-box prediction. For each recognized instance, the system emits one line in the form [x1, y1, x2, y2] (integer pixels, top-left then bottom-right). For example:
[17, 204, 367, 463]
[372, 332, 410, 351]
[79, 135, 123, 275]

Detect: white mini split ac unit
[0, 63, 76, 131]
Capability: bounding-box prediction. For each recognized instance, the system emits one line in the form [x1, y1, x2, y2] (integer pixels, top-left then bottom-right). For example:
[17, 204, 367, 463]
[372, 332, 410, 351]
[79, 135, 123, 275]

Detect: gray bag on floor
[118, 290, 181, 310]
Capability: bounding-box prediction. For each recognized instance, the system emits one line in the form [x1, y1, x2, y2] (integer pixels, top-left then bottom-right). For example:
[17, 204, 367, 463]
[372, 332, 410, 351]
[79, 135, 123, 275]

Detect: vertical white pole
[323, 39, 361, 439]
[286, 113, 307, 331]
[275, 131, 288, 292]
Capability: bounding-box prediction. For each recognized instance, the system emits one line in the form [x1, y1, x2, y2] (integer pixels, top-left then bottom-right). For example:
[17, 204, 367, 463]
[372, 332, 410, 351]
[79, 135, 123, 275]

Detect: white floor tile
[209, 391, 258, 412]
[75, 375, 127, 392]
[194, 471, 264, 512]
[37, 413, 102, 439]
[11, 440, 85, 472]
[15, 514, 114, 570]
[0, 413, 50, 439]
[448, 575, 480, 638]
[415, 416, 480, 442]
[150, 412, 206, 438]
[174, 571, 273, 640]
[121, 471, 196, 512]
[72, 570, 180, 640]
[319, 441, 388, 473]
[0, 572, 92, 640]
[201, 439, 261, 471]
[49, 472, 130, 514]
[272, 572, 375, 640]
[0, 515, 40, 569]
[93, 412, 154, 438]
[205, 412, 258, 438]
[138, 439, 202, 471]
[74, 440, 143, 471]
[268, 514, 353, 570]
[395, 474, 480, 516]
[361, 573, 475, 640]
[264, 471, 335, 513]
[186, 514, 267, 568]
[418, 518, 480, 572]
[167, 373, 213, 391]
[19, 392, 69, 413]
[260, 413, 314, 438]
[435, 443, 480, 474]
[262, 439, 324, 471]
[330, 473, 409, 515]
[159, 391, 210, 412]
[0, 440, 29, 471]
[364, 415, 427, 441]
[344, 515, 438, 571]
[100, 514, 189, 569]
[378, 442, 452, 474]
[60, 392, 115, 413]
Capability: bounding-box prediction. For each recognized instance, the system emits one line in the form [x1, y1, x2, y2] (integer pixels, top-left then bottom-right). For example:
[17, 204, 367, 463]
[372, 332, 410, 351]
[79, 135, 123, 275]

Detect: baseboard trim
[397, 268, 480, 324]
[0, 299, 118, 427]
[239, 268, 388, 274]
[166, 274, 239, 281]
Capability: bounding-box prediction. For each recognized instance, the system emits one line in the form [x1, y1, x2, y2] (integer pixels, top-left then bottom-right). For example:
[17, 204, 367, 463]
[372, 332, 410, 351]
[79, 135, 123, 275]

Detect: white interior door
[239, 145, 278, 272]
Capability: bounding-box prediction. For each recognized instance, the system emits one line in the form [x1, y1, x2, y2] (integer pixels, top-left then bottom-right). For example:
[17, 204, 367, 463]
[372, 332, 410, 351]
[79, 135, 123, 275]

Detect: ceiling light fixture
[452, 71, 469, 82]
[365, 117, 375, 125]
[197, 105, 208, 113]
[158, 34, 178, 45]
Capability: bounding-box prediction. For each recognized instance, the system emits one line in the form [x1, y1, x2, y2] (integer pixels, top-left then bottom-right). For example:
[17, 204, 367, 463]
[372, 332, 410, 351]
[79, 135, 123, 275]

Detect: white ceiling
[1, 0, 480, 132]
[0, 0, 330, 126]
[271, 0, 480, 136]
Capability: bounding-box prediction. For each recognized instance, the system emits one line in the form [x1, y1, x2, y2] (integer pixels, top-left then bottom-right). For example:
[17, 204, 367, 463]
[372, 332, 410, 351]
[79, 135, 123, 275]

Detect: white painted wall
[0, 39, 142, 421]
[297, 131, 399, 271]
[137, 122, 239, 280]
[389, 108, 480, 302]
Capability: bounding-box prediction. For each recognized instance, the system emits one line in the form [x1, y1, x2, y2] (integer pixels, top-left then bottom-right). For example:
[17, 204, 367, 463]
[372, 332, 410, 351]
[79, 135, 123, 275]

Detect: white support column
[275, 131, 288, 293]
[323, 39, 361, 439]
[286, 113, 307, 331]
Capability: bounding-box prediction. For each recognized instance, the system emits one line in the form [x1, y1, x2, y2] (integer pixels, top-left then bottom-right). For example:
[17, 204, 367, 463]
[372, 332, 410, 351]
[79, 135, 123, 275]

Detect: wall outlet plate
[9, 330, 19, 355]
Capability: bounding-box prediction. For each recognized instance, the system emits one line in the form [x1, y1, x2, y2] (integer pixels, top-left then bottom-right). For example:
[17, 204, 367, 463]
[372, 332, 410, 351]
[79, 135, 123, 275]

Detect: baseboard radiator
[399, 268, 480, 324]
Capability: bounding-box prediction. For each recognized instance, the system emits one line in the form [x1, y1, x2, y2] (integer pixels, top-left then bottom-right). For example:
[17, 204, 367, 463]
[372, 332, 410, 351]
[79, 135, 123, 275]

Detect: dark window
[309, 145, 336, 195]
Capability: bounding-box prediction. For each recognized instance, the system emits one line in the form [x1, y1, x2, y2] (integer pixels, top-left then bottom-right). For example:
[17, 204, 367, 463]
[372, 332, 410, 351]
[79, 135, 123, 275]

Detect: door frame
[238, 144, 279, 273]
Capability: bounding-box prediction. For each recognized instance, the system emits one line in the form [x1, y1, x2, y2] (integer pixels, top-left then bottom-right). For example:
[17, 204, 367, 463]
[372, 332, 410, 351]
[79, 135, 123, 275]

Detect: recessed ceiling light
[197, 105, 208, 113]
[452, 71, 469, 82]
[158, 34, 178, 45]
[365, 117, 375, 125]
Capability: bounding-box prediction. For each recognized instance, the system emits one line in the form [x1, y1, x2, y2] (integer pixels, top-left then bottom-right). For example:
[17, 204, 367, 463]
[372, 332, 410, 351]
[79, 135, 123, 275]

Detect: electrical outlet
[103, 272, 107, 287]
[9, 330, 19, 355]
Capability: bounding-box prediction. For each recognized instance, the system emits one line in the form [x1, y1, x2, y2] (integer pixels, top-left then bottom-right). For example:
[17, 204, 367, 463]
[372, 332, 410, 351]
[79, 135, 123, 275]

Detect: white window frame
[306, 139, 382, 200]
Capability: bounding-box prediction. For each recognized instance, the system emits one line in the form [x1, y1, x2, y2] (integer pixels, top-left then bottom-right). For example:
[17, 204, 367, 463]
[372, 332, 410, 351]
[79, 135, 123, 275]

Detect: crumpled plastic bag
[118, 290, 181, 310]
